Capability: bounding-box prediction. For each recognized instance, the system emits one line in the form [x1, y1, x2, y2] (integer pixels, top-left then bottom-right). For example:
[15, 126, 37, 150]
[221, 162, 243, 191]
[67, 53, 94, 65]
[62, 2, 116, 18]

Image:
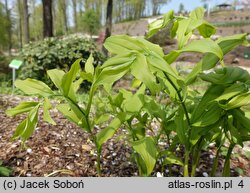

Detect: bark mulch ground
[0, 95, 249, 177]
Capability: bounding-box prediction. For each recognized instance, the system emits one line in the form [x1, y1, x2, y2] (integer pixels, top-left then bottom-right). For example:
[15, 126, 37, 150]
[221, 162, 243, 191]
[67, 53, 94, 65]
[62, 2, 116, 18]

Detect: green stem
[191, 139, 203, 177]
[96, 148, 102, 176]
[163, 72, 191, 177]
[184, 150, 190, 177]
[86, 86, 95, 116]
[191, 150, 201, 177]
[163, 72, 191, 127]
[210, 146, 221, 177]
[222, 143, 235, 177]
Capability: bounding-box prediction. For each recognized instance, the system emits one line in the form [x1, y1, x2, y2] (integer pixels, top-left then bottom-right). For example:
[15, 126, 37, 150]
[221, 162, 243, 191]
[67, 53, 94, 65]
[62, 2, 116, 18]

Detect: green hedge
[19, 36, 105, 85]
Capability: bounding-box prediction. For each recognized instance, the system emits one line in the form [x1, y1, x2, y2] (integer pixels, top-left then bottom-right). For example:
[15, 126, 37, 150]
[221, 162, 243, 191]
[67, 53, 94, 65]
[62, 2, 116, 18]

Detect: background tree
[179, 3, 185, 13]
[42, 0, 53, 37]
[105, 0, 112, 40]
[29, 2, 43, 41]
[82, 9, 101, 37]
[4, 0, 12, 55]
[151, 0, 171, 16]
[0, 2, 8, 50]
[23, 0, 30, 44]
[57, 0, 68, 34]
[71, 0, 78, 32]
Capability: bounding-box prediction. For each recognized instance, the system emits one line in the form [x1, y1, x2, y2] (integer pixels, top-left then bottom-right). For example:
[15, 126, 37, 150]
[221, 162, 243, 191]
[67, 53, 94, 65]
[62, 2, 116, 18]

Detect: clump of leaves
[18, 36, 105, 86]
[6, 7, 250, 177]
[0, 160, 12, 177]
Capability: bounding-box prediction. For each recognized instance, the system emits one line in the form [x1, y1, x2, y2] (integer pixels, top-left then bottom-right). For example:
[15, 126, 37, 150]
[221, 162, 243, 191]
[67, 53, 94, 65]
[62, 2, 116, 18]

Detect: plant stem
[184, 150, 189, 177]
[222, 143, 235, 177]
[163, 72, 191, 126]
[96, 148, 102, 176]
[86, 86, 95, 115]
[163, 72, 191, 177]
[191, 139, 203, 177]
[191, 150, 201, 177]
[210, 147, 221, 177]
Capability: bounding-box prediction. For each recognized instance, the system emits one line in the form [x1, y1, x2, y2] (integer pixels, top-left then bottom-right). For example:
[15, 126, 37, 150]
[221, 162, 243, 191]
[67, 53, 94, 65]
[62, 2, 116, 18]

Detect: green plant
[6, 7, 250, 177]
[18, 36, 105, 86]
[82, 9, 101, 37]
[0, 160, 12, 177]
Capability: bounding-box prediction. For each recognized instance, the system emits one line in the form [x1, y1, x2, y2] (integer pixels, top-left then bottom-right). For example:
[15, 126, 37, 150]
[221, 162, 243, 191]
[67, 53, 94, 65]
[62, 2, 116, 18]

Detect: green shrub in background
[0, 52, 12, 88]
[18, 36, 105, 87]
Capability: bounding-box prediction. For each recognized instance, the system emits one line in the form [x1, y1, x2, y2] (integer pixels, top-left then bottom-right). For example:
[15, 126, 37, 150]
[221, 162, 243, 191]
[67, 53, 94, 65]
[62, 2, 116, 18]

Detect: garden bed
[0, 95, 249, 177]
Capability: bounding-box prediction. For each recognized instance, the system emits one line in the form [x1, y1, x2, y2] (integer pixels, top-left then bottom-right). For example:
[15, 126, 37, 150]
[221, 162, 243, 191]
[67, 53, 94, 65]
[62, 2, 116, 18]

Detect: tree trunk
[103, 0, 113, 55]
[4, 0, 12, 55]
[23, 0, 30, 44]
[62, 0, 68, 33]
[17, 0, 23, 49]
[42, 0, 53, 38]
[72, 0, 78, 32]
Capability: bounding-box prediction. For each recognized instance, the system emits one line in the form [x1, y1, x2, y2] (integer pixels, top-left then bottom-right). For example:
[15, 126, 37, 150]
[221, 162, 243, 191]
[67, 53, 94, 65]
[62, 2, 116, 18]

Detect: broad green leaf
[170, 20, 179, 38]
[121, 85, 145, 113]
[85, 53, 94, 75]
[192, 103, 223, 127]
[189, 7, 205, 20]
[72, 77, 84, 93]
[57, 103, 88, 131]
[141, 95, 166, 120]
[182, 39, 223, 59]
[200, 67, 250, 85]
[15, 79, 54, 97]
[57, 104, 80, 124]
[176, 19, 193, 49]
[197, 23, 216, 38]
[186, 33, 248, 84]
[95, 53, 133, 87]
[6, 101, 39, 116]
[147, 51, 180, 80]
[131, 137, 158, 176]
[230, 109, 250, 132]
[165, 38, 223, 64]
[174, 108, 188, 147]
[147, 10, 174, 38]
[216, 83, 247, 102]
[12, 104, 40, 142]
[221, 92, 250, 110]
[130, 53, 157, 94]
[228, 117, 243, 146]
[191, 85, 224, 124]
[123, 94, 144, 113]
[12, 119, 27, 141]
[108, 92, 124, 108]
[61, 59, 81, 99]
[94, 114, 110, 125]
[43, 98, 56, 125]
[137, 37, 164, 56]
[80, 72, 93, 82]
[47, 69, 65, 89]
[104, 35, 146, 54]
[175, 8, 206, 48]
[161, 150, 184, 166]
[216, 33, 249, 54]
[0, 166, 12, 177]
[96, 113, 129, 150]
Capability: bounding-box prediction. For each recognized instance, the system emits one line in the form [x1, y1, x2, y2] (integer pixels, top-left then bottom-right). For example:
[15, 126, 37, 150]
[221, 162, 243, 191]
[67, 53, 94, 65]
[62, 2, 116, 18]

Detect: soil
[0, 95, 249, 177]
